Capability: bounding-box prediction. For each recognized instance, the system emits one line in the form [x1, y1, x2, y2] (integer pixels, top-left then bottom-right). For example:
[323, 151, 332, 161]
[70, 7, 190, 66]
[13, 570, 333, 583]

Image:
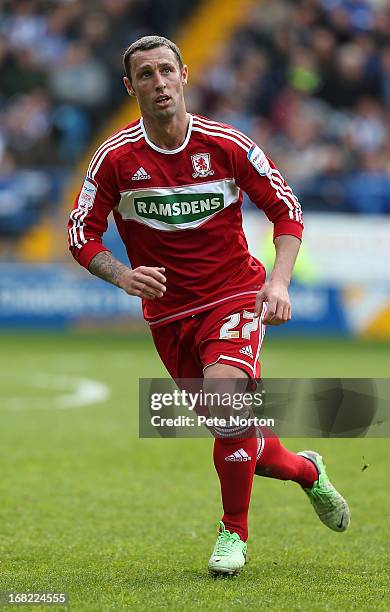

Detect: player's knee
[203, 364, 248, 397]
[203, 363, 249, 418]
[203, 365, 247, 395]
[204, 363, 248, 381]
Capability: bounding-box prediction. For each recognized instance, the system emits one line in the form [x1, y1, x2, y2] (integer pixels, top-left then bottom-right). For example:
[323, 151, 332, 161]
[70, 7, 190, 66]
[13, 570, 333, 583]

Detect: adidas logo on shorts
[239, 345, 253, 358]
[225, 448, 251, 462]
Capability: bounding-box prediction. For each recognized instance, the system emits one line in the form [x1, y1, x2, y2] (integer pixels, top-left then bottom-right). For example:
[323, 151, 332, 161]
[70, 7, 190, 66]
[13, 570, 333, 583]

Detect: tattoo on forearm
[88, 251, 129, 287]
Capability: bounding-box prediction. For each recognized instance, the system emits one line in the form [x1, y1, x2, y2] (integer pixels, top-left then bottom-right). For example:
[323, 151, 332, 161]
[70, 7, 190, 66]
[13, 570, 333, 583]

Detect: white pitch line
[33, 373, 111, 408]
[1, 374, 110, 410]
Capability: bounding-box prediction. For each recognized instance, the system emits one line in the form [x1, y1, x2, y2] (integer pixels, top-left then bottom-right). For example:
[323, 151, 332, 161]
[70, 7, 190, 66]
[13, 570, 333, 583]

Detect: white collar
[140, 113, 193, 154]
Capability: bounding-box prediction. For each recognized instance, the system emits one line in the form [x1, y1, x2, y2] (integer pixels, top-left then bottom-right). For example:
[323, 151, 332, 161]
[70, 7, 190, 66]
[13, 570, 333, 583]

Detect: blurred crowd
[189, 0, 390, 213]
[0, 0, 196, 240]
[1, 0, 390, 246]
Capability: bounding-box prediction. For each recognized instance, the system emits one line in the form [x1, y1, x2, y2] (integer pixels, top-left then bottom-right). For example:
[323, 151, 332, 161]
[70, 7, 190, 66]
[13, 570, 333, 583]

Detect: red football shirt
[68, 114, 303, 327]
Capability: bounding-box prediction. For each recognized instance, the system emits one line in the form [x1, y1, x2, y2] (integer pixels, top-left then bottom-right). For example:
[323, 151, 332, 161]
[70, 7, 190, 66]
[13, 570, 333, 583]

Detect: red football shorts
[151, 298, 266, 387]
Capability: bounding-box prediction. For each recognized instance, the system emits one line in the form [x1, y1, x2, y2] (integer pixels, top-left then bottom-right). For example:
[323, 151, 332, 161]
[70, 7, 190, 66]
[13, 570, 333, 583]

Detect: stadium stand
[0, 0, 199, 253]
[1, 0, 390, 260]
[188, 0, 390, 213]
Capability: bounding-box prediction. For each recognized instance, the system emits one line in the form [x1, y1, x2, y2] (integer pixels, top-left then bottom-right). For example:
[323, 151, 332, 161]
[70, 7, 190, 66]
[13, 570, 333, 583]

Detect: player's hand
[118, 266, 166, 300]
[254, 280, 291, 325]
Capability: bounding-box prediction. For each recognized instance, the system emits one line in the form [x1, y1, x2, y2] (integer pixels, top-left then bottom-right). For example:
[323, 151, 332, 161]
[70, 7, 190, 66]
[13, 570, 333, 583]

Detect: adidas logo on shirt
[239, 345, 253, 359]
[225, 448, 252, 462]
[132, 167, 151, 180]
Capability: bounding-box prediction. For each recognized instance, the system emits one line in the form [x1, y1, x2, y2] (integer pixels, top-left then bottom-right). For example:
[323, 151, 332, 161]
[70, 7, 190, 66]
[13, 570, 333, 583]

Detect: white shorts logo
[78, 176, 98, 211]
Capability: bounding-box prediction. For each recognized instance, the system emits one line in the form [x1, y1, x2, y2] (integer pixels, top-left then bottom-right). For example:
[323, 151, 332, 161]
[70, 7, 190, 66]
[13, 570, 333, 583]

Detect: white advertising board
[243, 211, 390, 285]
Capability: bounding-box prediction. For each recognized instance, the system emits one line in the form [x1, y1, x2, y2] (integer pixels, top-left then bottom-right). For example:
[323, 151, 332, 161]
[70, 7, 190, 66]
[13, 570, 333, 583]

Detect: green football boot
[208, 521, 247, 576]
[298, 451, 351, 532]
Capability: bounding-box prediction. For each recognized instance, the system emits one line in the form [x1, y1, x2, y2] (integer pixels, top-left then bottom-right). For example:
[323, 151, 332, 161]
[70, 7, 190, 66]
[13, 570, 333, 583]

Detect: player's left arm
[232, 137, 304, 325]
[254, 234, 300, 324]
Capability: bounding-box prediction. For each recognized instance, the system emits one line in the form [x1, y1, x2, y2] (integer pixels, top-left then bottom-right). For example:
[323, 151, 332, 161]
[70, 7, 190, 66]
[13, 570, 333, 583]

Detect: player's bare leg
[204, 363, 256, 576]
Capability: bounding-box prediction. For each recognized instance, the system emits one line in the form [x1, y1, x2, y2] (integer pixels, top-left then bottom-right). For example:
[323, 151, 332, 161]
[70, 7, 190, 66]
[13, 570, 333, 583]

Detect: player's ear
[182, 65, 188, 86]
[123, 76, 136, 97]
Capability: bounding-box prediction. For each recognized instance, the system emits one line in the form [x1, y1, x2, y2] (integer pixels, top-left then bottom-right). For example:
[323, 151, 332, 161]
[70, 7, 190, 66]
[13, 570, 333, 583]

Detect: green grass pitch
[0, 333, 389, 611]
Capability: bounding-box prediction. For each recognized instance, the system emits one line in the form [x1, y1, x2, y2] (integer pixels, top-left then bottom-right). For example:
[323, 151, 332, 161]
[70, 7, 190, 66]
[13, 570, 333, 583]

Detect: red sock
[213, 436, 258, 542]
[255, 428, 318, 488]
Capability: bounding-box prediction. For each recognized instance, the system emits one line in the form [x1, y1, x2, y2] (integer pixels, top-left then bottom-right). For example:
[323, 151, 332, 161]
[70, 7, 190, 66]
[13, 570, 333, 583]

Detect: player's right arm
[67, 153, 166, 300]
[89, 252, 166, 300]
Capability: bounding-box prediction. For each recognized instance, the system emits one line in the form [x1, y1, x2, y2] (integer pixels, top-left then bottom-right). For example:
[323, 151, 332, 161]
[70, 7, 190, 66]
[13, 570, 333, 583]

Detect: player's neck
[142, 109, 190, 151]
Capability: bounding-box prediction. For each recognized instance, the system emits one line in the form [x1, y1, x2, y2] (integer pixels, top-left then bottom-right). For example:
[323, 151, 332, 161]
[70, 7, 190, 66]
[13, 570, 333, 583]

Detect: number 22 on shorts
[219, 311, 259, 340]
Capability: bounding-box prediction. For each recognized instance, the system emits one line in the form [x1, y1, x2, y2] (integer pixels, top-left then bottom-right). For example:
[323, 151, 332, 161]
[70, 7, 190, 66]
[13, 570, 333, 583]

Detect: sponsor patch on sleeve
[78, 176, 98, 211]
[247, 144, 271, 177]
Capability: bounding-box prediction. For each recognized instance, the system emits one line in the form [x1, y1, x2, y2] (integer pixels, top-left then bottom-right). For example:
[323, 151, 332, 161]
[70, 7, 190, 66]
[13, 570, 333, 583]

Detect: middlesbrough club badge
[191, 153, 214, 178]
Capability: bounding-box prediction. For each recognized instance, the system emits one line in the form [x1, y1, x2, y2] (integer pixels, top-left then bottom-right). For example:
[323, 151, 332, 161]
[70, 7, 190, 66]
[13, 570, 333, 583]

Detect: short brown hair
[123, 35, 184, 82]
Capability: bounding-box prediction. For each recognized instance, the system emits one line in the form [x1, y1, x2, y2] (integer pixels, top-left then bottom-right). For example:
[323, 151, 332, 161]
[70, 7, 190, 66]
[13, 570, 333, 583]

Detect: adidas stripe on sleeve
[226, 129, 303, 240]
[68, 137, 122, 269]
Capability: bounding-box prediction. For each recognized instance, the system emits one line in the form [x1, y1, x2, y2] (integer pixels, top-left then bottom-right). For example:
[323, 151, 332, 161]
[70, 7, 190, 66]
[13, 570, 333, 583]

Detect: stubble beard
[153, 100, 177, 122]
